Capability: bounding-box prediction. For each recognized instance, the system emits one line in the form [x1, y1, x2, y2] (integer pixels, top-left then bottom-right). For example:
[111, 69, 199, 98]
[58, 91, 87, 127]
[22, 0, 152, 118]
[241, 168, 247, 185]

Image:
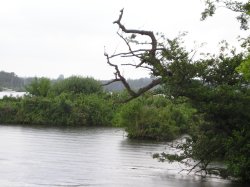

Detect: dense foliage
[104, 1, 250, 182]
[237, 54, 250, 81]
[114, 95, 199, 141]
[0, 93, 114, 126]
[149, 2, 250, 181]
[158, 48, 250, 181]
[25, 77, 51, 97]
[51, 76, 103, 95]
[0, 76, 114, 126]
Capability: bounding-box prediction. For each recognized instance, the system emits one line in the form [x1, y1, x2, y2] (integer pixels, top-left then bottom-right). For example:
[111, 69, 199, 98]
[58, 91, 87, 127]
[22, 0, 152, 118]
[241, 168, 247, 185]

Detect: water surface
[0, 125, 246, 187]
[0, 91, 26, 99]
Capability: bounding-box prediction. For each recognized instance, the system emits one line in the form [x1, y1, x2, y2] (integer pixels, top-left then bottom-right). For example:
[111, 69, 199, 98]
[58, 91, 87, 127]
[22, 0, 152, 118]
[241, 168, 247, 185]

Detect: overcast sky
[0, 0, 246, 80]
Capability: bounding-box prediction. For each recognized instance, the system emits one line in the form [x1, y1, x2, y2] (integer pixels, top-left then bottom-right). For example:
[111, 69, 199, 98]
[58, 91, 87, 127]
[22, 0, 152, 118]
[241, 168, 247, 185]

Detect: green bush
[51, 76, 102, 95]
[0, 93, 114, 127]
[0, 97, 19, 123]
[25, 77, 51, 97]
[114, 96, 199, 141]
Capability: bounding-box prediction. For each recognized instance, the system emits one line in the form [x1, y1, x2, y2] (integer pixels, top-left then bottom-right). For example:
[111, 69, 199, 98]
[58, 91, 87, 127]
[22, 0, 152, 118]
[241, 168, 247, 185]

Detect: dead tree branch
[121, 63, 154, 71]
[104, 9, 173, 102]
[104, 53, 137, 97]
[113, 9, 158, 56]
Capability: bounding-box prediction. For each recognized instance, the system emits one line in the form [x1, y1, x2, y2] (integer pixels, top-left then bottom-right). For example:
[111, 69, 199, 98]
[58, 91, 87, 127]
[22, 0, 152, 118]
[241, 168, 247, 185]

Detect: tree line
[0, 70, 152, 92]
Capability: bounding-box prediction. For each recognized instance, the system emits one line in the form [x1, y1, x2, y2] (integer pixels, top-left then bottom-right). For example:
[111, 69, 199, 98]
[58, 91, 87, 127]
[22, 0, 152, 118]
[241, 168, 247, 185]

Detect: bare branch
[116, 32, 143, 60]
[104, 54, 137, 97]
[121, 78, 162, 103]
[102, 79, 120, 86]
[104, 9, 173, 102]
[187, 160, 203, 175]
[114, 9, 157, 57]
[130, 41, 152, 45]
[110, 49, 150, 59]
[137, 78, 161, 94]
[121, 63, 154, 71]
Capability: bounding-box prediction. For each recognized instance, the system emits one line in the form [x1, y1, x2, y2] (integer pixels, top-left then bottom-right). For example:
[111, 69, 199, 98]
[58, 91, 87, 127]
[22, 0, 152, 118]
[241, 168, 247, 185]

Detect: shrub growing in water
[114, 95, 199, 141]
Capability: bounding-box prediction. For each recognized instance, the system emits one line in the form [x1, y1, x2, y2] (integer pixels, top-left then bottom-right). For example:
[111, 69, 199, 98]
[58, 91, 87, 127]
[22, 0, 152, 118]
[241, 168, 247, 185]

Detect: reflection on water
[0, 125, 246, 187]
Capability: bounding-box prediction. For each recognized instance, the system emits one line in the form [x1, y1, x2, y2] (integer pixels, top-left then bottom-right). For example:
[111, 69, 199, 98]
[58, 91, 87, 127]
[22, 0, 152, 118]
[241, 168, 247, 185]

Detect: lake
[0, 125, 246, 187]
[0, 91, 26, 99]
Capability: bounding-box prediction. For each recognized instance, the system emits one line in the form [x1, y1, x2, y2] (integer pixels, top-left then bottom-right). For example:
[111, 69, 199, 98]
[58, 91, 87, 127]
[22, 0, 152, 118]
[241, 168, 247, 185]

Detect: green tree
[51, 76, 102, 95]
[236, 55, 250, 80]
[25, 77, 51, 97]
[152, 47, 250, 181]
[105, 5, 250, 181]
[201, 0, 250, 30]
